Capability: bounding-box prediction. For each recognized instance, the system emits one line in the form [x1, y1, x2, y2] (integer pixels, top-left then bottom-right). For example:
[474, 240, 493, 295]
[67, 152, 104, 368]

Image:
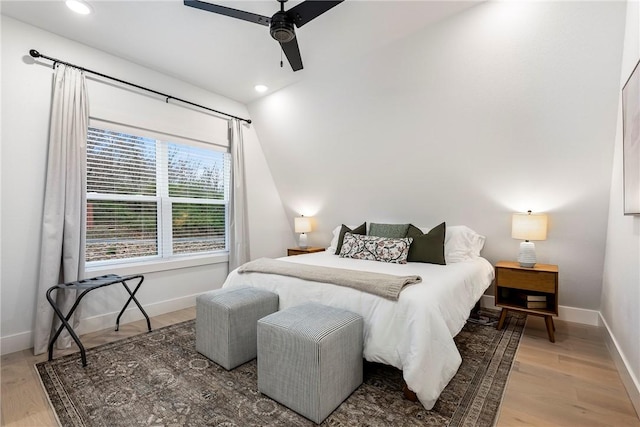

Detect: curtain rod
[29, 49, 252, 124]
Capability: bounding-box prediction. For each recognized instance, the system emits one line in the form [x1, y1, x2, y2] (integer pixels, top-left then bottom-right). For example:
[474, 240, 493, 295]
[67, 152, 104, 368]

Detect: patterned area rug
[37, 311, 524, 427]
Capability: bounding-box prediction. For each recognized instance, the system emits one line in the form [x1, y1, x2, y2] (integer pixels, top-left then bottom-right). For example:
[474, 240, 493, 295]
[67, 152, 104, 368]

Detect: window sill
[85, 253, 229, 277]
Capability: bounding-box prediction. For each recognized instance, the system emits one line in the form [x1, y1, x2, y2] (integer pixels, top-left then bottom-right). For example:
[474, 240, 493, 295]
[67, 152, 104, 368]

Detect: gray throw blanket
[237, 258, 422, 301]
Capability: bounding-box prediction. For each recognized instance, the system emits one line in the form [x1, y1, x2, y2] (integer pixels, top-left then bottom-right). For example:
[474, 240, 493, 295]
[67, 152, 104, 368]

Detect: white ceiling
[1, 0, 480, 104]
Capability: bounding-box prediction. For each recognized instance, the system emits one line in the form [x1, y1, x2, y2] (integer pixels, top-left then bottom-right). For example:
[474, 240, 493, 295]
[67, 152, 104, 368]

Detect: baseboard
[480, 295, 600, 326]
[0, 292, 205, 356]
[0, 330, 33, 356]
[599, 313, 640, 418]
[557, 305, 600, 326]
[75, 292, 202, 335]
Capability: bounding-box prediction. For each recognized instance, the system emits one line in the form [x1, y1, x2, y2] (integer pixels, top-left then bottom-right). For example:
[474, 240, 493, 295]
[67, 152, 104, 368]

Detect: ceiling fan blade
[280, 37, 303, 71]
[184, 0, 271, 27]
[286, 1, 343, 28]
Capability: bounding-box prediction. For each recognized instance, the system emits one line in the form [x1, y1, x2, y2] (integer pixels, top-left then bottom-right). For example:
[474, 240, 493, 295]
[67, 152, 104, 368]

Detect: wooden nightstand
[287, 247, 325, 256]
[494, 261, 559, 342]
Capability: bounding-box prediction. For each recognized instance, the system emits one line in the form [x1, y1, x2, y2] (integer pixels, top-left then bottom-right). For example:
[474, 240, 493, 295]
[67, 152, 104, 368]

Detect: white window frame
[86, 121, 230, 275]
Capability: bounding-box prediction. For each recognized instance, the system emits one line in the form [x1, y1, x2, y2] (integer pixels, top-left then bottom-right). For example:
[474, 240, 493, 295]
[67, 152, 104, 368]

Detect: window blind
[86, 126, 230, 265]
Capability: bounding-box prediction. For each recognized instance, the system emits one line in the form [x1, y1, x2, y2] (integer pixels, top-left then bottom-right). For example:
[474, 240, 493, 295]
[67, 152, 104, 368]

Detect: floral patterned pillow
[339, 232, 413, 264]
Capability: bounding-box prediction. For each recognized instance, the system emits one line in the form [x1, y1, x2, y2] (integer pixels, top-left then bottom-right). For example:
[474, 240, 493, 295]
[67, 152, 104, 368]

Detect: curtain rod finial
[29, 49, 41, 58]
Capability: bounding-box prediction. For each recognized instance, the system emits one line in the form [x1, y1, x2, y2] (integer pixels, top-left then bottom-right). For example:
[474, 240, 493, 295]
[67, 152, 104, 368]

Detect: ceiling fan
[184, 0, 344, 72]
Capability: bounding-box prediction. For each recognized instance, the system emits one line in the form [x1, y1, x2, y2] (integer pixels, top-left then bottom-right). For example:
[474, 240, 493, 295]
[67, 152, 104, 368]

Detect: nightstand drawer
[496, 268, 556, 293]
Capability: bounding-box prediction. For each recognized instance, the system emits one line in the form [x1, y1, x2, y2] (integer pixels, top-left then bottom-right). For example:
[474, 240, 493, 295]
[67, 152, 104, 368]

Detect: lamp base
[298, 233, 308, 249]
[517, 241, 536, 268]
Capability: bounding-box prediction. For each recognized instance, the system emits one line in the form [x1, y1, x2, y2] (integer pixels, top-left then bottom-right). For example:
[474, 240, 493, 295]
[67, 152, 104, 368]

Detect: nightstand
[494, 261, 559, 342]
[287, 247, 325, 256]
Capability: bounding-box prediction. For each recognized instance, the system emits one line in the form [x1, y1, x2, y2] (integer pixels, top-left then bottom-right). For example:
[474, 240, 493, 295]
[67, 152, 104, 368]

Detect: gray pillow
[369, 223, 410, 238]
[406, 222, 446, 265]
[334, 222, 367, 254]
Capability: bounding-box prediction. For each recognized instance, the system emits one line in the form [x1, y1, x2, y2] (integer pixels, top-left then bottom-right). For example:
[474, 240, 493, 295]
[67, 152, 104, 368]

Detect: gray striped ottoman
[196, 286, 279, 370]
[257, 303, 363, 424]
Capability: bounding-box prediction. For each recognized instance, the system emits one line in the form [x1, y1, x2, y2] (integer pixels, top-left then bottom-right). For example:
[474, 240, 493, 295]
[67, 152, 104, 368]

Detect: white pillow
[327, 225, 342, 254]
[327, 224, 358, 254]
[419, 225, 485, 263]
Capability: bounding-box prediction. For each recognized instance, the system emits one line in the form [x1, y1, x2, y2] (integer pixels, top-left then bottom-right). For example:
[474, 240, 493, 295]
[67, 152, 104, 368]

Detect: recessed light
[66, 0, 93, 15]
[254, 84, 268, 93]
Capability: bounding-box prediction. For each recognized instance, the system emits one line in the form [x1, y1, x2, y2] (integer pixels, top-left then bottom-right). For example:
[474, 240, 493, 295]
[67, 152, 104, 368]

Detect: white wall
[601, 1, 640, 415]
[0, 16, 292, 354]
[248, 1, 625, 312]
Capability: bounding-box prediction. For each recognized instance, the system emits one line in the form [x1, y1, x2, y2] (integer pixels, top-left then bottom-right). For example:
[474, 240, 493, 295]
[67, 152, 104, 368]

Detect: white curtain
[228, 119, 250, 271]
[33, 65, 89, 355]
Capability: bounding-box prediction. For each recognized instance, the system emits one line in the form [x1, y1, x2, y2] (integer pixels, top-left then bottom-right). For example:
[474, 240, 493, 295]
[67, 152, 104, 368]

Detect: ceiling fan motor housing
[270, 11, 295, 42]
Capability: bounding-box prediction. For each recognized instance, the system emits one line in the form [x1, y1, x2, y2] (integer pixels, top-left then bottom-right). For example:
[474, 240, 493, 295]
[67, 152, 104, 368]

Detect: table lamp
[294, 216, 312, 248]
[512, 210, 548, 268]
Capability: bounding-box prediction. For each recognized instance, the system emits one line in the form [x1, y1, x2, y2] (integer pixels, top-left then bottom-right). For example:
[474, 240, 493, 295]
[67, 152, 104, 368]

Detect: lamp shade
[511, 212, 548, 241]
[294, 216, 312, 233]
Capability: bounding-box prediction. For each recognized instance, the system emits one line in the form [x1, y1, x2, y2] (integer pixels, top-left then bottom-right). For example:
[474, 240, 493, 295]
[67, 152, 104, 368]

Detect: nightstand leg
[497, 308, 508, 330]
[545, 315, 555, 343]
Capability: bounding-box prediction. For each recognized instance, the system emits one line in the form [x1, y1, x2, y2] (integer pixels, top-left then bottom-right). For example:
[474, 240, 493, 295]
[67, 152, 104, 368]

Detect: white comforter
[222, 251, 495, 410]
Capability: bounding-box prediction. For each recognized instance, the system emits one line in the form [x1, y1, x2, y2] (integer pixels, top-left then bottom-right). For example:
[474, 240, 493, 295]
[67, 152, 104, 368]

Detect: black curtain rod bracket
[29, 49, 251, 124]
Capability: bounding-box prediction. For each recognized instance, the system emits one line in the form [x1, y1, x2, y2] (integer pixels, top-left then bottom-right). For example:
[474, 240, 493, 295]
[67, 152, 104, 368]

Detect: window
[86, 125, 230, 265]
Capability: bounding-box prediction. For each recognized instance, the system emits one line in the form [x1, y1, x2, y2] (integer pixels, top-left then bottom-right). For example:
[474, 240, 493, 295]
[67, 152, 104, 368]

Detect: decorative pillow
[406, 222, 446, 265]
[334, 223, 367, 255]
[339, 232, 412, 264]
[369, 223, 410, 238]
[417, 224, 485, 263]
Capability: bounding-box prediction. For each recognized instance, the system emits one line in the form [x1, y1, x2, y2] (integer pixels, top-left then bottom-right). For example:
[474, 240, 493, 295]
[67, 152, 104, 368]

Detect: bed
[221, 225, 495, 410]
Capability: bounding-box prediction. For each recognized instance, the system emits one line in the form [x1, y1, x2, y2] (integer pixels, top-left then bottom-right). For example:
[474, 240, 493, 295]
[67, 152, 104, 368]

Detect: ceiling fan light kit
[270, 11, 295, 43]
[184, 0, 343, 71]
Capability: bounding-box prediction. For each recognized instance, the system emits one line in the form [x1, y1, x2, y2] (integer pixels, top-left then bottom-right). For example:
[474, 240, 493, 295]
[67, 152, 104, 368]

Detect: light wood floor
[497, 316, 639, 426]
[2, 309, 638, 426]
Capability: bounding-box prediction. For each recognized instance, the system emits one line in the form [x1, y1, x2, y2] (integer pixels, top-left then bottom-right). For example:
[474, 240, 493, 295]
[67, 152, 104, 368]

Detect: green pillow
[406, 222, 446, 265]
[369, 223, 410, 238]
[334, 222, 366, 254]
